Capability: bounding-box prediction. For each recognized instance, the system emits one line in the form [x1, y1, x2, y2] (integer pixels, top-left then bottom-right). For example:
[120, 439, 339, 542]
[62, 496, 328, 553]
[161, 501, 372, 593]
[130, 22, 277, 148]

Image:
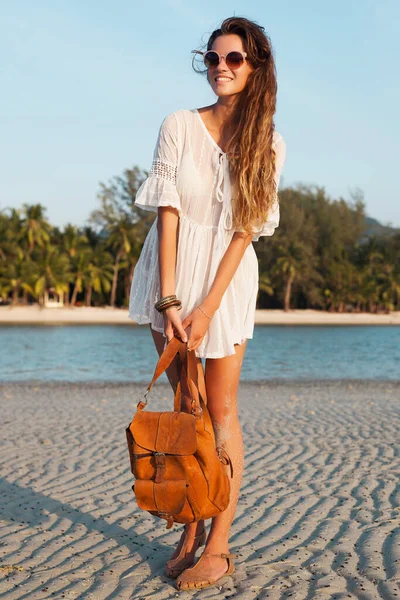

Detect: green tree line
[1, 167, 399, 311]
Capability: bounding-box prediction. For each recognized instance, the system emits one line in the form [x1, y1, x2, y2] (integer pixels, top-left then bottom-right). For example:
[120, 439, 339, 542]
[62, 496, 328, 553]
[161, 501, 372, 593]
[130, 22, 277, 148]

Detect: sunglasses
[191, 49, 248, 70]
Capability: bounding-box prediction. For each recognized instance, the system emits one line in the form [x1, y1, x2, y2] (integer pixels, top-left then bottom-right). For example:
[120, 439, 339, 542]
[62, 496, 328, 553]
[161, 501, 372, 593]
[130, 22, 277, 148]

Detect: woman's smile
[215, 77, 233, 84]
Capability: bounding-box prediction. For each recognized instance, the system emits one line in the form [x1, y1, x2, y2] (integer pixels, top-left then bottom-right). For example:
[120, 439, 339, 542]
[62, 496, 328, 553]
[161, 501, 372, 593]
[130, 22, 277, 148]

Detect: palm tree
[0, 256, 35, 305]
[272, 202, 321, 311]
[90, 206, 134, 308]
[106, 215, 133, 307]
[256, 269, 274, 308]
[90, 166, 153, 307]
[85, 247, 114, 306]
[62, 224, 83, 259]
[380, 263, 400, 311]
[0, 209, 22, 261]
[20, 204, 52, 254]
[70, 247, 91, 306]
[0, 209, 33, 304]
[323, 260, 358, 312]
[65, 231, 93, 307]
[33, 245, 71, 306]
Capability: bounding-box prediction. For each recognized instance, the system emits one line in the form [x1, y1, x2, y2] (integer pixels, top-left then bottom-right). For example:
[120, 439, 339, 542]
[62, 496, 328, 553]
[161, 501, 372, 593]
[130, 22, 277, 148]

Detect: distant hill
[363, 216, 399, 239]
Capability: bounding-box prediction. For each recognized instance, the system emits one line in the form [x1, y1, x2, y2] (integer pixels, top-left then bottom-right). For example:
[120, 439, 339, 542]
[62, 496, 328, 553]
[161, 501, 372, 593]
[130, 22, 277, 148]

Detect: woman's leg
[205, 340, 247, 551]
[176, 340, 247, 585]
[149, 326, 205, 570]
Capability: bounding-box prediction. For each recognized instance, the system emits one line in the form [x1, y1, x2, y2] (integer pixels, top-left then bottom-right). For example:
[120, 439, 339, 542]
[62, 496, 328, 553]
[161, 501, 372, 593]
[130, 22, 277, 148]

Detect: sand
[1, 305, 400, 325]
[0, 380, 399, 599]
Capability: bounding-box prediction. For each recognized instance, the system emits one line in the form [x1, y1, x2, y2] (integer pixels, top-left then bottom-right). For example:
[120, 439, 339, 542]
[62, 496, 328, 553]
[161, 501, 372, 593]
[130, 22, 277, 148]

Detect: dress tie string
[207, 152, 235, 289]
[214, 152, 233, 254]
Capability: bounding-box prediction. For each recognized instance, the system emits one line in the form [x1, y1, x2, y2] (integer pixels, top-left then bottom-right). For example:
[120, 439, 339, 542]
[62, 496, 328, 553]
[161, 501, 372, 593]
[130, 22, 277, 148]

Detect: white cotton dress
[128, 108, 287, 358]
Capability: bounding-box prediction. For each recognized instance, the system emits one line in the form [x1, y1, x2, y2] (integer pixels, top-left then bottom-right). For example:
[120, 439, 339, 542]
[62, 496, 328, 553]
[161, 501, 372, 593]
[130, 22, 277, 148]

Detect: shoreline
[1, 378, 400, 387]
[1, 305, 400, 325]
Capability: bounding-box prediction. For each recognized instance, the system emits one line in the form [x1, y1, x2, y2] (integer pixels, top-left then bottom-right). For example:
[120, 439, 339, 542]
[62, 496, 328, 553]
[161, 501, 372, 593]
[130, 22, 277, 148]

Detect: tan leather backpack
[125, 336, 233, 529]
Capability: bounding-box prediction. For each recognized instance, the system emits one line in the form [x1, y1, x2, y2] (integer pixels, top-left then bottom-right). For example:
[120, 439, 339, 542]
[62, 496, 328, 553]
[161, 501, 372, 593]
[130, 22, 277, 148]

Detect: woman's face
[207, 33, 254, 98]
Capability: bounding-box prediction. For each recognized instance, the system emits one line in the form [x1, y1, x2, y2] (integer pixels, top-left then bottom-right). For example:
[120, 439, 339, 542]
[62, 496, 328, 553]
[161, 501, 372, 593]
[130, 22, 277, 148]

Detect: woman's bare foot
[164, 522, 206, 578]
[176, 549, 234, 590]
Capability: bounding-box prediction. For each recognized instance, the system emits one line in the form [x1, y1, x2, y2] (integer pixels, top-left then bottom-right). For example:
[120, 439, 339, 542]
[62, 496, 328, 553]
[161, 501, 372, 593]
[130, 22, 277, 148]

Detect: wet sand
[0, 380, 399, 599]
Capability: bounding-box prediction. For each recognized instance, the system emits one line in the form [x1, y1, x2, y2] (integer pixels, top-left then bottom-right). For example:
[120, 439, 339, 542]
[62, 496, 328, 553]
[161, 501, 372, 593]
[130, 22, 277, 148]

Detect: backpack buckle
[157, 511, 174, 529]
[137, 389, 149, 410]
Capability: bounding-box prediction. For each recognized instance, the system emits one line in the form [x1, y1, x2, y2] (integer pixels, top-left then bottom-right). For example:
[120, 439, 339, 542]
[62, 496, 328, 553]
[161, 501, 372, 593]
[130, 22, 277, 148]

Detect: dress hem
[128, 312, 252, 358]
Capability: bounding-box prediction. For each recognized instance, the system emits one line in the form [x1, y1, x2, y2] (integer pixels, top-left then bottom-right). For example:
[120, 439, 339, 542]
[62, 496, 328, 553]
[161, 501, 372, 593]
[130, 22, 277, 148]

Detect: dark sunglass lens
[204, 51, 219, 68]
[226, 52, 244, 69]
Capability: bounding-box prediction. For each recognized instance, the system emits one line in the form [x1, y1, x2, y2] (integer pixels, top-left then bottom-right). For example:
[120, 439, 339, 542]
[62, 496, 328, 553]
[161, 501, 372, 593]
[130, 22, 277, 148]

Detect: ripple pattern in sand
[0, 380, 399, 599]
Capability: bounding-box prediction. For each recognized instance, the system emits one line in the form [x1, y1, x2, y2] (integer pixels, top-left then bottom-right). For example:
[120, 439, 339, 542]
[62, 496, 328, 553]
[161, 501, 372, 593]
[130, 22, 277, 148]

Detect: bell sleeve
[251, 132, 287, 242]
[134, 112, 181, 214]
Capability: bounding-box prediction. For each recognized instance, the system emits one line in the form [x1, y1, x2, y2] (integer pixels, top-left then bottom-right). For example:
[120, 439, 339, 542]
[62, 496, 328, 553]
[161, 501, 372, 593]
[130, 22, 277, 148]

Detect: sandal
[164, 528, 207, 579]
[176, 551, 237, 590]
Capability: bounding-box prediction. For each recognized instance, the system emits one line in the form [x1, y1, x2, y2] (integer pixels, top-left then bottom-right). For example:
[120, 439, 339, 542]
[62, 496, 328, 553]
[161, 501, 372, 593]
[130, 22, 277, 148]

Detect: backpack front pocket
[133, 479, 188, 528]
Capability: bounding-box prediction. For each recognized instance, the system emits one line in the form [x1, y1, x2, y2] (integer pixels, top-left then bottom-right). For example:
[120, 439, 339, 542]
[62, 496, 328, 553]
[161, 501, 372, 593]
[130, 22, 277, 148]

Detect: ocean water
[1, 324, 399, 383]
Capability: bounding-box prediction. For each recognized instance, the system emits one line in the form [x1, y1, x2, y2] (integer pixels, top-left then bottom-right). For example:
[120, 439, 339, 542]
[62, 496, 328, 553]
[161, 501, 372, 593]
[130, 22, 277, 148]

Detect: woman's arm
[202, 231, 253, 314]
[182, 231, 253, 351]
[157, 206, 179, 297]
[157, 206, 188, 342]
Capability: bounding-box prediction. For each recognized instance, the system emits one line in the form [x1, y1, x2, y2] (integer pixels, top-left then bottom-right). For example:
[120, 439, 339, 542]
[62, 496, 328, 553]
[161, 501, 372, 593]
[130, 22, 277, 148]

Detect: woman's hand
[181, 306, 214, 352]
[163, 306, 188, 343]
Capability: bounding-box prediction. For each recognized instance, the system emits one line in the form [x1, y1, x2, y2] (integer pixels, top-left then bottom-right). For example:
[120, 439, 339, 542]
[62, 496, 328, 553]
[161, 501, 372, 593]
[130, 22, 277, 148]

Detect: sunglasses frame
[191, 49, 248, 70]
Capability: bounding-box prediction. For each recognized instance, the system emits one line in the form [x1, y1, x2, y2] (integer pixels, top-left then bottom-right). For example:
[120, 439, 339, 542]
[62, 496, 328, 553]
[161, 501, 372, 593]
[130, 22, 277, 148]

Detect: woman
[129, 16, 286, 591]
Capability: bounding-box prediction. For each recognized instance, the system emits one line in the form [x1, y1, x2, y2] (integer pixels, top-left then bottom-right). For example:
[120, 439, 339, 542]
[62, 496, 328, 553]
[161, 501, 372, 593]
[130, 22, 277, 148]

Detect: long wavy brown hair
[193, 17, 278, 234]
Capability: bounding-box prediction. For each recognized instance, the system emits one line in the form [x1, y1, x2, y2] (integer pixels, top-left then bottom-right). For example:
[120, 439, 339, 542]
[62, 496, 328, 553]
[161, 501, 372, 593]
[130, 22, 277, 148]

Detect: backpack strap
[137, 336, 185, 409]
[196, 358, 208, 408]
[137, 336, 208, 415]
[177, 345, 207, 416]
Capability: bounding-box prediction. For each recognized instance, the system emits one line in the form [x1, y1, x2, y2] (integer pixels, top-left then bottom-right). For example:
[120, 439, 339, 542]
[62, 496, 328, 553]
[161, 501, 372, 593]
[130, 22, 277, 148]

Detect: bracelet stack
[154, 294, 182, 313]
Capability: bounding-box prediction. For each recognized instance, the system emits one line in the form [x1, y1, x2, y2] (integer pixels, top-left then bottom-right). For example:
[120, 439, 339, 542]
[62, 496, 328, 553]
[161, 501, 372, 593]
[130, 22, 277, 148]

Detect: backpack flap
[129, 411, 197, 455]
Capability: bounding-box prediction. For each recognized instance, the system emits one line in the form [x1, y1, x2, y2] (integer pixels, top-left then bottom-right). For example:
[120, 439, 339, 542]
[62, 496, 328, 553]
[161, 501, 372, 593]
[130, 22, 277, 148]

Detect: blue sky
[1, 0, 399, 227]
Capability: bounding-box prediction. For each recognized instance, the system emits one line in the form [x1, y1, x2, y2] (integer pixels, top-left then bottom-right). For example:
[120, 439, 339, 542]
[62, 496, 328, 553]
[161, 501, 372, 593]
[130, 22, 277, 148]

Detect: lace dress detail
[149, 159, 177, 184]
[128, 108, 287, 358]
